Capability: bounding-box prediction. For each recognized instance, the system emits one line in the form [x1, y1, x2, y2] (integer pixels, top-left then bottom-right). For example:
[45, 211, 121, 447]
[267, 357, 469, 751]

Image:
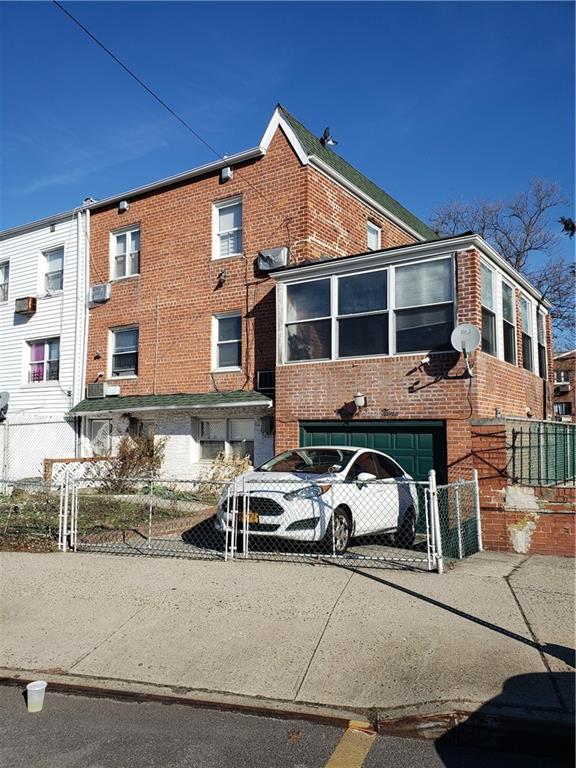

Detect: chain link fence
[0, 469, 481, 572]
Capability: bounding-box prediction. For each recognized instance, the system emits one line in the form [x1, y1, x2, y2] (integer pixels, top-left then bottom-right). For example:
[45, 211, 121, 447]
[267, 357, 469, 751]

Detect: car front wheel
[326, 508, 352, 555]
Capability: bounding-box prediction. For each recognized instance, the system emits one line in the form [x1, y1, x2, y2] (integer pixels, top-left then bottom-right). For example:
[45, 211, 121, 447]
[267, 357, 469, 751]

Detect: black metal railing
[507, 419, 576, 486]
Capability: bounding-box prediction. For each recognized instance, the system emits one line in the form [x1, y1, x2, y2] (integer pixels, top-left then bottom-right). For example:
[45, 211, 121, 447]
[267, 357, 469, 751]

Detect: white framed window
[213, 197, 242, 259]
[337, 269, 388, 357]
[110, 326, 139, 377]
[28, 337, 60, 383]
[501, 281, 517, 364]
[0, 261, 9, 302]
[520, 296, 534, 372]
[480, 263, 497, 357]
[199, 418, 254, 461]
[281, 256, 455, 362]
[537, 312, 547, 379]
[285, 278, 332, 361]
[554, 402, 572, 417]
[367, 221, 381, 251]
[44, 247, 64, 292]
[555, 370, 571, 384]
[213, 313, 242, 370]
[90, 419, 111, 456]
[111, 227, 140, 279]
[394, 258, 454, 354]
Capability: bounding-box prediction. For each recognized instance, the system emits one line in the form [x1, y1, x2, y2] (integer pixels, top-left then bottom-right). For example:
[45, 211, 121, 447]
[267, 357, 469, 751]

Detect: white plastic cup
[26, 681, 47, 713]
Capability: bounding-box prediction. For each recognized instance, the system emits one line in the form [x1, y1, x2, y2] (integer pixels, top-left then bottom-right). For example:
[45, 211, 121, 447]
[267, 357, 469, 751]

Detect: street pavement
[0, 687, 570, 768]
[0, 550, 574, 729]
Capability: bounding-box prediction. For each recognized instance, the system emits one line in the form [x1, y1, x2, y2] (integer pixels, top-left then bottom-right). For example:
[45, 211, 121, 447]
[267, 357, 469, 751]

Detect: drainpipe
[77, 208, 91, 457]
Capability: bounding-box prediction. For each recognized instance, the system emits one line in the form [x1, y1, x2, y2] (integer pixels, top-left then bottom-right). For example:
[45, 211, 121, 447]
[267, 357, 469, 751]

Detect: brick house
[71, 106, 437, 477]
[553, 349, 575, 423]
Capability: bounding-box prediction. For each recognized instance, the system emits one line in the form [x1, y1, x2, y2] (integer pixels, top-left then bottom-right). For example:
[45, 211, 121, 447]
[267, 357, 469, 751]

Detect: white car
[215, 446, 419, 553]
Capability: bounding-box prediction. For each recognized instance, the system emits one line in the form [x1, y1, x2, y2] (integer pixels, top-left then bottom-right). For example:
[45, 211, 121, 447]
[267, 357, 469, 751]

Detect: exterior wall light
[354, 392, 367, 408]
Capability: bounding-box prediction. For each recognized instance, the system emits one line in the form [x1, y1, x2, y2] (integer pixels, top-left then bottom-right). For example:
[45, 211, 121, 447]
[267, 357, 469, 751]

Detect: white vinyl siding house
[0, 212, 88, 479]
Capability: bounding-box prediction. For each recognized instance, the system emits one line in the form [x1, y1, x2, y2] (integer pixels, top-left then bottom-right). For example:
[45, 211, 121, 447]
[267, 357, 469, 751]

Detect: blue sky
[1, 1, 574, 253]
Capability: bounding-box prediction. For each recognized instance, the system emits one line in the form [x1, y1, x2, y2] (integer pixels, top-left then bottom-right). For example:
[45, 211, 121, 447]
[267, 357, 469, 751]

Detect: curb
[1, 670, 573, 757]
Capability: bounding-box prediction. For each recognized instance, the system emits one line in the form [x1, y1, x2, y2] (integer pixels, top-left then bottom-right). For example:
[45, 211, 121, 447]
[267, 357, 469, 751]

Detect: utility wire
[51, 1, 287, 219]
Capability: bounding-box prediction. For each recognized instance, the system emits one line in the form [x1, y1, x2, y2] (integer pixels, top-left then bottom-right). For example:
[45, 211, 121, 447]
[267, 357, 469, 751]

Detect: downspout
[73, 209, 82, 456]
[78, 208, 91, 457]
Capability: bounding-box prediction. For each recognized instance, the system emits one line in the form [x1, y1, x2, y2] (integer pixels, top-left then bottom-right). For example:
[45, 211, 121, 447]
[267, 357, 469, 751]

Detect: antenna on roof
[319, 127, 338, 147]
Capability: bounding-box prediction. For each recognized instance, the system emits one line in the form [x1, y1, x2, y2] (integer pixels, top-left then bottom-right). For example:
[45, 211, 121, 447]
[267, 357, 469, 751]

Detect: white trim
[212, 310, 242, 370]
[259, 108, 309, 165]
[367, 221, 381, 250]
[212, 196, 243, 261]
[109, 224, 141, 280]
[271, 233, 551, 307]
[309, 156, 427, 242]
[108, 325, 139, 379]
[84, 148, 264, 213]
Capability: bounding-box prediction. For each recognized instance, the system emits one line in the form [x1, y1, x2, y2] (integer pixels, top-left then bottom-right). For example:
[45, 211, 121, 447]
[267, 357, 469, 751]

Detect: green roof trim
[278, 105, 437, 241]
[71, 390, 272, 414]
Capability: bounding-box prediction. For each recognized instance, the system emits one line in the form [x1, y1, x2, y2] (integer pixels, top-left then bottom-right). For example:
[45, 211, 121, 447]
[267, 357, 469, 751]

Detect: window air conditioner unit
[89, 283, 111, 304]
[257, 247, 289, 273]
[105, 384, 120, 397]
[86, 383, 105, 399]
[15, 296, 37, 315]
[555, 382, 570, 393]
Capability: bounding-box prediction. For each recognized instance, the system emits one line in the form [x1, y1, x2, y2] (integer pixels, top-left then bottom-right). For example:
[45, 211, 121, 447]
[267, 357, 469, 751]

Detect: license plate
[239, 510, 259, 525]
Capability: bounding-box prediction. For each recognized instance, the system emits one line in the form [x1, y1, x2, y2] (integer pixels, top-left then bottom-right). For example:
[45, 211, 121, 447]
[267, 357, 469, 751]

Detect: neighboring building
[71, 105, 436, 478]
[553, 349, 575, 423]
[0, 210, 88, 479]
[270, 233, 553, 483]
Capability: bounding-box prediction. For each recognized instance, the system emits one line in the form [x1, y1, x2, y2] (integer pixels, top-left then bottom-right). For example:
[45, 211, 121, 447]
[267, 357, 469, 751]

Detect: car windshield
[257, 449, 355, 474]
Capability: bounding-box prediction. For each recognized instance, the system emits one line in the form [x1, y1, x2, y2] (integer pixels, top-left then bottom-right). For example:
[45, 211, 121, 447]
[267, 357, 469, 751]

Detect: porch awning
[70, 390, 272, 416]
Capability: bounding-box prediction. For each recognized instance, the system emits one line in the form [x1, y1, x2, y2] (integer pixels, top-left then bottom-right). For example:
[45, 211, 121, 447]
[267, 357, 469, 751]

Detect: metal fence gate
[1, 466, 482, 573]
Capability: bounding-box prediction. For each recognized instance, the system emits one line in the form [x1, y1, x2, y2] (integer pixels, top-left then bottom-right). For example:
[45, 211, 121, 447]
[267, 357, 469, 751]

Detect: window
[28, 338, 60, 382]
[199, 418, 254, 461]
[111, 327, 138, 377]
[480, 264, 496, 357]
[347, 452, 378, 480]
[44, 247, 64, 292]
[395, 259, 454, 353]
[520, 297, 533, 371]
[214, 198, 242, 259]
[337, 270, 388, 357]
[554, 402, 572, 417]
[286, 279, 331, 361]
[0, 261, 8, 302]
[91, 419, 111, 456]
[373, 453, 404, 479]
[537, 313, 547, 379]
[502, 281, 516, 364]
[367, 222, 381, 251]
[112, 227, 140, 279]
[555, 370, 571, 384]
[214, 314, 241, 369]
[282, 257, 455, 362]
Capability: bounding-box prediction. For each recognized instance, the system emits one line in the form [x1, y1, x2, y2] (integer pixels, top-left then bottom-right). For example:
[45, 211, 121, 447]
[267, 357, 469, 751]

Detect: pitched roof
[278, 105, 437, 241]
[71, 390, 272, 414]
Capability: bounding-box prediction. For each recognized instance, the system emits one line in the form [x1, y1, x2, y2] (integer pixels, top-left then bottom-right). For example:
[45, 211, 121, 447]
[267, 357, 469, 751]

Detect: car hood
[229, 470, 338, 492]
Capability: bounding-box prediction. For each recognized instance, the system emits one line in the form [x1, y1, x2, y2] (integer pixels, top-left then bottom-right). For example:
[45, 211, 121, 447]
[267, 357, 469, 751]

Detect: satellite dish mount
[450, 324, 481, 378]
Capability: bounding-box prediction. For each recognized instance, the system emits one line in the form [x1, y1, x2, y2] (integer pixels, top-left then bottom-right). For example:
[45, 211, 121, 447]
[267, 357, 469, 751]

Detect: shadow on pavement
[435, 673, 575, 766]
[324, 562, 576, 669]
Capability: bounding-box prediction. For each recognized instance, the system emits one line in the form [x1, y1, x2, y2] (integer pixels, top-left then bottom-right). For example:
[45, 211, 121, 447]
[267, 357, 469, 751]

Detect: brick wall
[471, 422, 575, 556]
[86, 127, 417, 397]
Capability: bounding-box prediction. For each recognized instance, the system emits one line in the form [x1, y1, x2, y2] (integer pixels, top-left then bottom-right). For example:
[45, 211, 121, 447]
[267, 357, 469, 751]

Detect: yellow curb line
[325, 720, 377, 768]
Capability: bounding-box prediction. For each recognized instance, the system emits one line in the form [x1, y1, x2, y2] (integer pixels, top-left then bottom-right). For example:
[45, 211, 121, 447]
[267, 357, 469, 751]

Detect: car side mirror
[356, 472, 376, 485]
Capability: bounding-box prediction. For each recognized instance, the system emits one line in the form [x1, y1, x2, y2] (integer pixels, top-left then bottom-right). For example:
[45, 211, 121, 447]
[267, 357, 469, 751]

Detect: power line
[51, 1, 287, 220]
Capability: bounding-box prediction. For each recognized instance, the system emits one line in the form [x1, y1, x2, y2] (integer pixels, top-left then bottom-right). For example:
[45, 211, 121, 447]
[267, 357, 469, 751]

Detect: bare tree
[431, 180, 575, 343]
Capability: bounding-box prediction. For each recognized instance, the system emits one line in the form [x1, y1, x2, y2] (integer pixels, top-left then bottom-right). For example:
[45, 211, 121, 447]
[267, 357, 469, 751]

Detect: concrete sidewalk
[1, 551, 574, 726]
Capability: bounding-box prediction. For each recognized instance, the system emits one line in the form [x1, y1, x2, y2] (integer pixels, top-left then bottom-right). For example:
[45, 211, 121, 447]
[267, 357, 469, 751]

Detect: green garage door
[299, 421, 447, 483]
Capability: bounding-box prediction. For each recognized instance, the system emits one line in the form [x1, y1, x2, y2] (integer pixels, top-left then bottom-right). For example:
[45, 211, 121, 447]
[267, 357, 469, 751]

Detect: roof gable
[260, 105, 437, 242]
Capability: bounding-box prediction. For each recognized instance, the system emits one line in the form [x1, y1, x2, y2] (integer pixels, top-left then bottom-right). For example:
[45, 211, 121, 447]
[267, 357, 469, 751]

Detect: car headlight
[283, 484, 330, 500]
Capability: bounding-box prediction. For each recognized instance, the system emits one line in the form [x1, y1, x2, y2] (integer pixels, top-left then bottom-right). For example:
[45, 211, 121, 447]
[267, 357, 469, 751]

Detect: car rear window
[258, 449, 355, 474]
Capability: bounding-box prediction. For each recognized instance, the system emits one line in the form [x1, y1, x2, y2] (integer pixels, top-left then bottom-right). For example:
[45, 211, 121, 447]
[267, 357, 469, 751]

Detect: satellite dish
[451, 324, 481, 355]
[0, 391, 9, 421]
